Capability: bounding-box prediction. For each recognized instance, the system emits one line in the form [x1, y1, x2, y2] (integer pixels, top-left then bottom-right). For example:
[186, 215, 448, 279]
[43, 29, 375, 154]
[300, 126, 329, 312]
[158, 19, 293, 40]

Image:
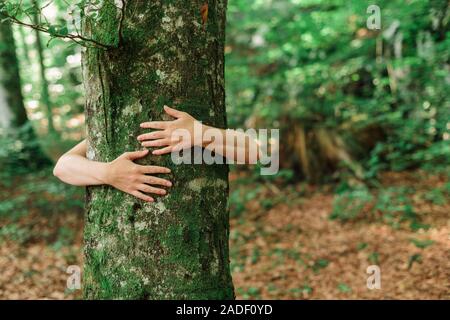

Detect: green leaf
[410, 239, 434, 249]
[338, 283, 351, 293]
[48, 25, 58, 36]
[408, 254, 422, 269]
[357, 242, 368, 251]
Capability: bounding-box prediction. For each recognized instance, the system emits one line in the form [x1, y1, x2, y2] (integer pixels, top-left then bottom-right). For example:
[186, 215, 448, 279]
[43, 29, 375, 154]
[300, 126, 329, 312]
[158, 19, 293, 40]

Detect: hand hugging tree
[79, 0, 234, 299]
[81, 0, 234, 299]
[3, 0, 234, 299]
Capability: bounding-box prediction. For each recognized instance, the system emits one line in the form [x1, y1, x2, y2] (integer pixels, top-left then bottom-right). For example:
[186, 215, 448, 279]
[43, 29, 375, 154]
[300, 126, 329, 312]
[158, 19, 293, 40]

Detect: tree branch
[1, 10, 114, 50]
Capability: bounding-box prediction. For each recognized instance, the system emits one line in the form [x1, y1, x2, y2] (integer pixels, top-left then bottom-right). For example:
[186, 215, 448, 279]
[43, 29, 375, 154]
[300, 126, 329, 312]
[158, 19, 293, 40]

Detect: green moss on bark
[82, 0, 234, 299]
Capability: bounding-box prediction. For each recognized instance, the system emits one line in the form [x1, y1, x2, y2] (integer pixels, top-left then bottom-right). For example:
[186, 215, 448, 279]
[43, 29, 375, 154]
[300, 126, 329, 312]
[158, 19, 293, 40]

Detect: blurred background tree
[0, 2, 50, 172]
[226, 0, 449, 183]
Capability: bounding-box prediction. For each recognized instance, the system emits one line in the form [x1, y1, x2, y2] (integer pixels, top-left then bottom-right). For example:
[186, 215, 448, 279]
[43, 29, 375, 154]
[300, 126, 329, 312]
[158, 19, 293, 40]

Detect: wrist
[200, 124, 214, 148]
[98, 162, 112, 185]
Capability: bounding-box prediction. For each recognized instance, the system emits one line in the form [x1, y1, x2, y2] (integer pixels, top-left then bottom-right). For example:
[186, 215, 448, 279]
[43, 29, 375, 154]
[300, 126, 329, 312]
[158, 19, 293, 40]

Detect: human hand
[105, 149, 172, 202]
[138, 105, 205, 155]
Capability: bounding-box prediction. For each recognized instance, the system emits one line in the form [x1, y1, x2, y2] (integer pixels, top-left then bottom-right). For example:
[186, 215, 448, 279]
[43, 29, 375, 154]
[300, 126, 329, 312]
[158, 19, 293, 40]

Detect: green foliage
[0, 124, 51, 176]
[0, 195, 28, 220]
[408, 253, 422, 269]
[229, 183, 262, 218]
[289, 284, 313, 297]
[356, 242, 368, 251]
[0, 223, 30, 244]
[368, 252, 380, 265]
[337, 283, 352, 293]
[236, 287, 261, 299]
[227, 0, 450, 178]
[3, 0, 118, 48]
[410, 239, 434, 249]
[312, 258, 329, 273]
[330, 187, 373, 221]
[0, 163, 82, 250]
[330, 185, 435, 230]
[422, 184, 448, 205]
[51, 226, 75, 250]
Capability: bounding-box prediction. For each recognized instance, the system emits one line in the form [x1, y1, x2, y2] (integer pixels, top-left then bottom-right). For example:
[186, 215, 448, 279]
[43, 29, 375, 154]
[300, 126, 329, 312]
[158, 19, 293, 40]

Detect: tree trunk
[17, 25, 30, 65]
[82, 0, 234, 299]
[32, 0, 55, 134]
[0, 6, 50, 170]
[0, 17, 28, 128]
[277, 116, 364, 183]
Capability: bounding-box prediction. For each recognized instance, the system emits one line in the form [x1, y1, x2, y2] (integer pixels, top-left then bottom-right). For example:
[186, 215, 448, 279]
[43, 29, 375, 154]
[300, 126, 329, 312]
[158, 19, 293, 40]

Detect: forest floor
[0, 170, 448, 299]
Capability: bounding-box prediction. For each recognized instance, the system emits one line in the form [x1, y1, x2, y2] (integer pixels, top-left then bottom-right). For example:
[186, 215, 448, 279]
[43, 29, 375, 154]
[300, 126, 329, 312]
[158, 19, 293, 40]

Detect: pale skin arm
[138, 106, 261, 163]
[53, 140, 172, 202]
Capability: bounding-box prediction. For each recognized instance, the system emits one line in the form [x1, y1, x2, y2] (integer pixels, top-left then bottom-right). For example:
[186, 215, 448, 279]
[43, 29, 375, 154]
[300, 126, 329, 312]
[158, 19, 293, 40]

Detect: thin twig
[2, 11, 113, 49]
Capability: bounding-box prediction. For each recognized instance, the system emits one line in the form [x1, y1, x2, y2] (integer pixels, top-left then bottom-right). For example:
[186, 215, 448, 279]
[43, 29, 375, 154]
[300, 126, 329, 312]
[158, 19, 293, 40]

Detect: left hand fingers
[138, 184, 167, 196]
[164, 105, 186, 119]
[140, 121, 168, 129]
[141, 139, 171, 148]
[139, 165, 171, 175]
[137, 131, 166, 142]
[152, 146, 173, 155]
[142, 175, 173, 187]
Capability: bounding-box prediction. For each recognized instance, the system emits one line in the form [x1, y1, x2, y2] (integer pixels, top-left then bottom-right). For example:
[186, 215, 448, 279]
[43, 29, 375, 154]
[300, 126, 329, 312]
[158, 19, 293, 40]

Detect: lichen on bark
[82, 0, 234, 299]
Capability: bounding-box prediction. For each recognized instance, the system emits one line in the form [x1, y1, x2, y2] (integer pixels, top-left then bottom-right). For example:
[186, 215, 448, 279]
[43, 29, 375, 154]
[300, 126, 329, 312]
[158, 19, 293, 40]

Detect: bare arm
[53, 140, 172, 202]
[138, 106, 261, 163]
[53, 140, 107, 186]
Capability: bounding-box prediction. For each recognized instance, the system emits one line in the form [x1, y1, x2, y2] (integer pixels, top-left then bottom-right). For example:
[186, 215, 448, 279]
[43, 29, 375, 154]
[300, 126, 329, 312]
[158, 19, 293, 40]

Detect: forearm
[202, 126, 260, 164]
[53, 154, 109, 187]
[138, 106, 261, 164]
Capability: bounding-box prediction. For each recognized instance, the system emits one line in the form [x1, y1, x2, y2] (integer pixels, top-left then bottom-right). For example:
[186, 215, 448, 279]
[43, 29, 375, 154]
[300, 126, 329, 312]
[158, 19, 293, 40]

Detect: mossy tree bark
[82, 0, 234, 299]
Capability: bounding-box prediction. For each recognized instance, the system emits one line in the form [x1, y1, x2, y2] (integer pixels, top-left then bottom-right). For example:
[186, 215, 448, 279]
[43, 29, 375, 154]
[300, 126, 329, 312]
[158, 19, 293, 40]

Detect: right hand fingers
[140, 165, 171, 175]
[141, 175, 172, 187]
[137, 131, 166, 142]
[163, 105, 186, 119]
[152, 146, 173, 156]
[140, 121, 168, 130]
[141, 139, 172, 148]
[138, 184, 167, 196]
[131, 190, 154, 202]
[122, 149, 149, 160]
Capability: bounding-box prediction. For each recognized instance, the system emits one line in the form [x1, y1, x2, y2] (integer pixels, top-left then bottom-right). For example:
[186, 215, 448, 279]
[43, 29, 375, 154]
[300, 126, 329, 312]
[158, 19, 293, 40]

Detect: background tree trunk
[0, 6, 50, 170]
[82, 0, 234, 299]
[32, 0, 55, 134]
[0, 17, 28, 128]
[17, 26, 30, 65]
